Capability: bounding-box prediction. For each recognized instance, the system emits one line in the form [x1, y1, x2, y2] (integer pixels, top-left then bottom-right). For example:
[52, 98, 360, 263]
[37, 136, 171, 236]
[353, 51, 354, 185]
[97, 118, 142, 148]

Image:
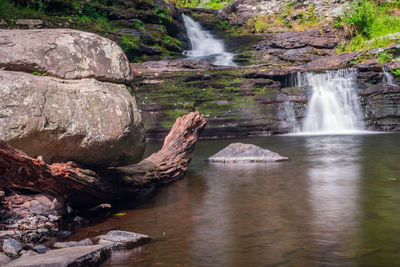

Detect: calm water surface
[71, 134, 400, 266]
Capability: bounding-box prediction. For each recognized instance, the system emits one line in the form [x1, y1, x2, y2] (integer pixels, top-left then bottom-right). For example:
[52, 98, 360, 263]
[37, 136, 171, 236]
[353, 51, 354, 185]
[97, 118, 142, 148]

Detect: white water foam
[182, 14, 236, 66]
[296, 69, 367, 135]
[382, 66, 398, 87]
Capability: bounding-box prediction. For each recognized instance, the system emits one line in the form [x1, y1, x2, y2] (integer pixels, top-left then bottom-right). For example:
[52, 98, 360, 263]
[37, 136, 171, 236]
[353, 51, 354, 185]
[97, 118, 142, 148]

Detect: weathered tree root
[0, 112, 206, 207]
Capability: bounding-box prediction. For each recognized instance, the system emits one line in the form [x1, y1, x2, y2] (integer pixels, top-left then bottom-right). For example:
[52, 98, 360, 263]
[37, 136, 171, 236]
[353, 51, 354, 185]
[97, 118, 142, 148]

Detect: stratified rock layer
[208, 143, 289, 163]
[0, 70, 145, 166]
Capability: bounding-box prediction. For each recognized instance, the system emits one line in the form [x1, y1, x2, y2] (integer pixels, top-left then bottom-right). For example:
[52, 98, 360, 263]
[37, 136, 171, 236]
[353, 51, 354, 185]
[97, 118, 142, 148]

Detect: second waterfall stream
[182, 14, 236, 66]
[296, 69, 366, 135]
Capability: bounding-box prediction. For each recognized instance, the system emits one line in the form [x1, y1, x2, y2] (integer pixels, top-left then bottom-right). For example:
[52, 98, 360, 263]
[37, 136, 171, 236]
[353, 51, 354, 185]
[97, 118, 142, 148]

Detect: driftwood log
[0, 112, 206, 207]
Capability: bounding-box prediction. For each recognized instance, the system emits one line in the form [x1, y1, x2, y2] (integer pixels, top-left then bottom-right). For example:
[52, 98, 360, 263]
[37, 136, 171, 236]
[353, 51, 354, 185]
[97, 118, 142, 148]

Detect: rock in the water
[0, 70, 145, 166]
[2, 238, 23, 257]
[53, 238, 93, 249]
[97, 230, 150, 249]
[0, 29, 131, 83]
[5, 245, 110, 267]
[208, 143, 289, 163]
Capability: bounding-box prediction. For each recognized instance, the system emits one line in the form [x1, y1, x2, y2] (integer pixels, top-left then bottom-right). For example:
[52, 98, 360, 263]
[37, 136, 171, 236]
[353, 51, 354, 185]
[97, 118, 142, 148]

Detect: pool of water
[70, 134, 400, 266]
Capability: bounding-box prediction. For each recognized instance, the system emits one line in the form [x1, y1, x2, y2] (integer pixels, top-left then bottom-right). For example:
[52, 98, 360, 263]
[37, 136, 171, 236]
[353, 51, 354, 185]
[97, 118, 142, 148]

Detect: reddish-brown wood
[0, 112, 206, 207]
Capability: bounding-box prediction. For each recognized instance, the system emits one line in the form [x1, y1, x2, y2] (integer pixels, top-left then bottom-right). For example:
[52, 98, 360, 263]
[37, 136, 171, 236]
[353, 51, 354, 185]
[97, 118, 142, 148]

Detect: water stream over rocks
[296, 69, 366, 135]
[182, 14, 237, 66]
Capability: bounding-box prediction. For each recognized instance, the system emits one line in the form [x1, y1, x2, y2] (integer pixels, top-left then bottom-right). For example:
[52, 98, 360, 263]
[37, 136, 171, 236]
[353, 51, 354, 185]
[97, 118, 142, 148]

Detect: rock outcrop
[218, 0, 348, 25]
[208, 143, 289, 163]
[0, 29, 145, 166]
[0, 29, 132, 83]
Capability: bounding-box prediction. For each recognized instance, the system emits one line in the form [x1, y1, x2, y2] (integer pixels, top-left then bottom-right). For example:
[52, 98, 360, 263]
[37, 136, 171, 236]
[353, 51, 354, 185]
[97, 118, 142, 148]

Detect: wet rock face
[0, 29, 131, 83]
[208, 143, 289, 163]
[357, 70, 400, 131]
[0, 29, 145, 166]
[133, 62, 308, 141]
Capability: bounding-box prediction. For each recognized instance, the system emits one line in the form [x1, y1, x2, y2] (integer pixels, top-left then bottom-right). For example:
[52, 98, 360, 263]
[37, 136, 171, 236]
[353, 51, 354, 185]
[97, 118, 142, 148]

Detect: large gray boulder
[0, 29, 131, 83]
[0, 70, 145, 166]
[208, 143, 289, 163]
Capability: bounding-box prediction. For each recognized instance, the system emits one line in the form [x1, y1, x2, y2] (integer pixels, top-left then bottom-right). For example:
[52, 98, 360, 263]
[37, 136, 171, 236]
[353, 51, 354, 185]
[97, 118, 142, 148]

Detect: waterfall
[382, 67, 398, 86]
[182, 14, 237, 66]
[299, 69, 365, 135]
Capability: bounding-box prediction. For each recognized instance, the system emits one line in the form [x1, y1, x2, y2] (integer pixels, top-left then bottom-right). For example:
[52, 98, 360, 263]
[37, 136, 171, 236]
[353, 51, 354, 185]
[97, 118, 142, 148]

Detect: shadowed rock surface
[208, 143, 289, 163]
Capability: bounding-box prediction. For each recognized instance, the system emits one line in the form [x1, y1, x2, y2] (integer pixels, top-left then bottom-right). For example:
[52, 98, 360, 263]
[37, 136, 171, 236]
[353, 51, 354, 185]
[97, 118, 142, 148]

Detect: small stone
[33, 245, 49, 254]
[29, 195, 58, 215]
[97, 230, 150, 249]
[53, 238, 93, 249]
[3, 238, 23, 257]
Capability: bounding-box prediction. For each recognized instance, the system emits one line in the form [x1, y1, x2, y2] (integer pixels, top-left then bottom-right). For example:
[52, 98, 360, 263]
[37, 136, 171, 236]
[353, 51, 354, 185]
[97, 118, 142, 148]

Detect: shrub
[390, 68, 400, 78]
[342, 0, 377, 38]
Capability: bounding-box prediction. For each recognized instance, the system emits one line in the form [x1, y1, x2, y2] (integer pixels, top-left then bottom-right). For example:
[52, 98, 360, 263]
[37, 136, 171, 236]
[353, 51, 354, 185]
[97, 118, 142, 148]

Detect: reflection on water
[67, 134, 400, 267]
[306, 136, 362, 265]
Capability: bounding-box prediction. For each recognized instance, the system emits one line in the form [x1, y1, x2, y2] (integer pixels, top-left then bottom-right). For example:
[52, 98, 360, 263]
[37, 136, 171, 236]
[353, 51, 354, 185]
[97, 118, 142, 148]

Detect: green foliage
[377, 51, 393, 64]
[341, 0, 377, 38]
[336, 0, 400, 53]
[32, 71, 48, 76]
[120, 34, 139, 51]
[165, 0, 232, 9]
[391, 68, 400, 78]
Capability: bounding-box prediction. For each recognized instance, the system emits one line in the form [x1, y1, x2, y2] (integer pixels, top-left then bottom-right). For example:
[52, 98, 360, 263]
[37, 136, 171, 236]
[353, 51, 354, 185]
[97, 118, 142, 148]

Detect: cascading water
[298, 69, 365, 135]
[182, 14, 237, 66]
[382, 66, 398, 86]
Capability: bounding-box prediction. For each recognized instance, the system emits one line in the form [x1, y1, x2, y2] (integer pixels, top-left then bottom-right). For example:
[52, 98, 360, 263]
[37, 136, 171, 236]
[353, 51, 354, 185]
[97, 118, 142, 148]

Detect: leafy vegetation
[165, 0, 232, 9]
[245, 3, 321, 33]
[391, 68, 400, 79]
[335, 0, 400, 53]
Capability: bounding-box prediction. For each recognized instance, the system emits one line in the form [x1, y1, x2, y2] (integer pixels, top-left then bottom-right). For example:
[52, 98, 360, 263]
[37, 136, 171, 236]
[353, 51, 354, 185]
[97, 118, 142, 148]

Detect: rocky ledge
[1, 230, 150, 266]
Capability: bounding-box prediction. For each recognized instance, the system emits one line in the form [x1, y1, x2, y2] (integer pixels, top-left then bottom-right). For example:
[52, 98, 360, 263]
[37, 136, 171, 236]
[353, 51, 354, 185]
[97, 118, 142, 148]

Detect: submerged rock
[97, 230, 151, 249]
[208, 143, 289, 163]
[5, 245, 110, 267]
